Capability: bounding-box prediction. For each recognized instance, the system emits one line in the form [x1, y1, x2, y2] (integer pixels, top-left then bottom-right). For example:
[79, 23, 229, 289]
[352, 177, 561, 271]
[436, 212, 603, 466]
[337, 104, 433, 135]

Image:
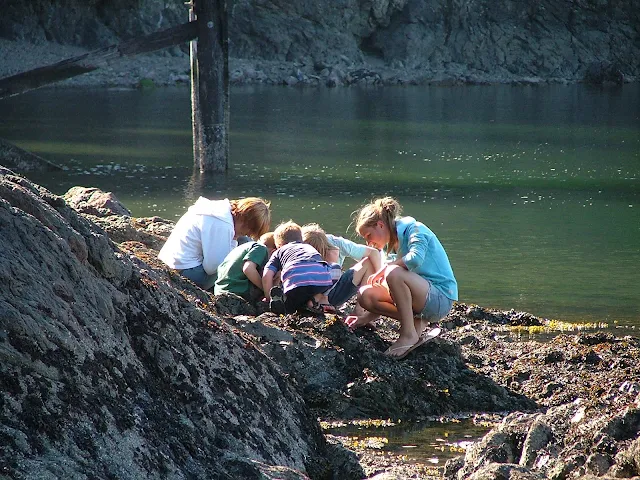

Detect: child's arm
[327, 234, 381, 270]
[367, 264, 389, 286]
[401, 224, 429, 271]
[361, 246, 382, 272]
[262, 268, 276, 300]
[243, 261, 263, 289]
[326, 247, 340, 264]
[385, 256, 407, 268]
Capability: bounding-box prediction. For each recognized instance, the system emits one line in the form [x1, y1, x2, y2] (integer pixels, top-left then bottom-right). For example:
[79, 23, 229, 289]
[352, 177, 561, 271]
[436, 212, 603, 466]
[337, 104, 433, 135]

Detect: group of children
[159, 196, 458, 359]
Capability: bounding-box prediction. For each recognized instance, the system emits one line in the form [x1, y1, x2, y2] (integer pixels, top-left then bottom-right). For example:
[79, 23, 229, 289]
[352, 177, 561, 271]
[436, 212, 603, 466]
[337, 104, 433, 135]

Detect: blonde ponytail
[354, 196, 401, 252]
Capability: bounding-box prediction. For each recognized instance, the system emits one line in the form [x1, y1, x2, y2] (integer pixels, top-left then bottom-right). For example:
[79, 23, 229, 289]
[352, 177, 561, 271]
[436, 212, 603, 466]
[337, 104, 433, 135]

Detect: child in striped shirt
[263, 220, 334, 314]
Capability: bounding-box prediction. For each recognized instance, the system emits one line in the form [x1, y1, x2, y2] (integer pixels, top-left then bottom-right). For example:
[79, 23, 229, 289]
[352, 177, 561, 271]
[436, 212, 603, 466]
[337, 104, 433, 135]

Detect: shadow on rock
[212, 296, 537, 421]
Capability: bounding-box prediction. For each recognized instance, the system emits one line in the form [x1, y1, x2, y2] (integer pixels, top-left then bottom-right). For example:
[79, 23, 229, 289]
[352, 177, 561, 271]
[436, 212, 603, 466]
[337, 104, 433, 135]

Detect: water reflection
[323, 417, 492, 466]
[0, 84, 638, 325]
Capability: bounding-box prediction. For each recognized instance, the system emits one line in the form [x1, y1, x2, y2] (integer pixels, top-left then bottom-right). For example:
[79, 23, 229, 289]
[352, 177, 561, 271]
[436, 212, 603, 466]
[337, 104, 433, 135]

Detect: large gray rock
[0, 167, 348, 479]
[444, 337, 640, 479]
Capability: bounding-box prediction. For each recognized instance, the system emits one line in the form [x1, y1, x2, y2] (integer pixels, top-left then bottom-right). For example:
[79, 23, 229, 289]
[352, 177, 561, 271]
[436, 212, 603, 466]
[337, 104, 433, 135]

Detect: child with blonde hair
[263, 221, 334, 314]
[302, 223, 381, 311]
[349, 197, 457, 359]
[302, 224, 342, 283]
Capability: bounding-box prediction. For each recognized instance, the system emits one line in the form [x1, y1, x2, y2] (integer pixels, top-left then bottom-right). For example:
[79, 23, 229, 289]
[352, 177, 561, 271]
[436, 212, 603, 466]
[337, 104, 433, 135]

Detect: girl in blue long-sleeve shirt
[347, 197, 458, 359]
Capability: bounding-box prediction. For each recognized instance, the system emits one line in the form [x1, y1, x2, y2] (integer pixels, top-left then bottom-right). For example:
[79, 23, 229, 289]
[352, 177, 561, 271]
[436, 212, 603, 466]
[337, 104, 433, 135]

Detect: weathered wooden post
[191, 0, 229, 173]
[188, 1, 202, 165]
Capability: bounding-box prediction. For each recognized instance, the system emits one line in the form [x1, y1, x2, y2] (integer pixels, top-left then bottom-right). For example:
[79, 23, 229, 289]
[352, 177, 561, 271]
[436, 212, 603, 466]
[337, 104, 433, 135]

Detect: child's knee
[385, 265, 405, 283]
[357, 285, 375, 306]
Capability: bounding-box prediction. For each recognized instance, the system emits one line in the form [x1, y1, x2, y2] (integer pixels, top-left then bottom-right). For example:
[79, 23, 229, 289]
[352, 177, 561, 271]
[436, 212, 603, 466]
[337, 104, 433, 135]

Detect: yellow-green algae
[507, 318, 608, 335]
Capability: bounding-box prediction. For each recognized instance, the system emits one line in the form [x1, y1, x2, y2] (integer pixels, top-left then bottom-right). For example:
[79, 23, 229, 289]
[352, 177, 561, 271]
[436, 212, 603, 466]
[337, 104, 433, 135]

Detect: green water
[0, 84, 638, 325]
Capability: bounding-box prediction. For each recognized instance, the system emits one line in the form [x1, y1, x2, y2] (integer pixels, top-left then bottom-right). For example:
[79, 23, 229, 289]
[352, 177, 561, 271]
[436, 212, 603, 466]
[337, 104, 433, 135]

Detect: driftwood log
[0, 21, 197, 100]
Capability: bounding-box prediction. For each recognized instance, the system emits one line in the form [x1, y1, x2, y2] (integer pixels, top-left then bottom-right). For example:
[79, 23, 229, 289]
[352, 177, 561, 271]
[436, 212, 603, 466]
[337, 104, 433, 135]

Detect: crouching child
[214, 232, 276, 301]
[262, 221, 333, 314]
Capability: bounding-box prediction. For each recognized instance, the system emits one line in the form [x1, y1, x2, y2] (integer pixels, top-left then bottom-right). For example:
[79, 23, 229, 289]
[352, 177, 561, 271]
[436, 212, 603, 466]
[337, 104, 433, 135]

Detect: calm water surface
[324, 418, 492, 467]
[1, 84, 638, 326]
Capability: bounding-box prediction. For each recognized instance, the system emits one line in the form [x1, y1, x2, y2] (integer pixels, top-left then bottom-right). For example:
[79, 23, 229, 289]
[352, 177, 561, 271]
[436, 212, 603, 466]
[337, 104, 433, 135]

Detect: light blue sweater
[388, 216, 458, 301]
[326, 233, 368, 266]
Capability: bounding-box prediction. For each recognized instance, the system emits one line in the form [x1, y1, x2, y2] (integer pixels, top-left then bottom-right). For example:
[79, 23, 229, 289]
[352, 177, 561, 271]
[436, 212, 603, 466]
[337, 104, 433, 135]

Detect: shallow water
[0, 84, 638, 326]
[323, 418, 492, 466]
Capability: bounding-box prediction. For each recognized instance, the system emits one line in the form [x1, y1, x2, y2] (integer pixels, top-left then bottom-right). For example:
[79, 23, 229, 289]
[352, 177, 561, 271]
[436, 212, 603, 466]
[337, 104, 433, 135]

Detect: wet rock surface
[4, 178, 640, 479]
[444, 330, 640, 479]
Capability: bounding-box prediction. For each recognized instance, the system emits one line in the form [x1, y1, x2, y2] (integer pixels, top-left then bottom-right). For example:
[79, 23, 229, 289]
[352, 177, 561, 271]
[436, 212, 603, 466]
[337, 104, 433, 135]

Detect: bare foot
[413, 317, 430, 337]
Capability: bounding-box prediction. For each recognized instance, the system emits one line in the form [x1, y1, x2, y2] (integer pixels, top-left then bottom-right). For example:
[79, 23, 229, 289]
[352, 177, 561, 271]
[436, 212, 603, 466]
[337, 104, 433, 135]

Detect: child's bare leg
[356, 284, 416, 356]
[358, 284, 399, 318]
[384, 270, 420, 351]
[413, 317, 430, 337]
[348, 258, 380, 323]
[352, 301, 378, 322]
[343, 258, 381, 328]
[353, 302, 367, 317]
[365, 266, 430, 356]
[412, 283, 431, 337]
[351, 257, 375, 287]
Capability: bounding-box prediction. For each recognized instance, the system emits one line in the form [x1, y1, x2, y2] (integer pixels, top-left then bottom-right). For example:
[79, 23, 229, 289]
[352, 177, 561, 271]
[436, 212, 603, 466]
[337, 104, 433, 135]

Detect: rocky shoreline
[2, 0, 639, 91]
[0, 38, 633, 92]
[3, 170, 640, 479]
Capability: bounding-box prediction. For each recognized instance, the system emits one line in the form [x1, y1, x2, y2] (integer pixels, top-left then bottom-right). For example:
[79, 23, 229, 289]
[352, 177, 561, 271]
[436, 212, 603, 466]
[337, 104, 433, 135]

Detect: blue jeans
[179, 265, 216, 290]
[327, 269, 358, 307]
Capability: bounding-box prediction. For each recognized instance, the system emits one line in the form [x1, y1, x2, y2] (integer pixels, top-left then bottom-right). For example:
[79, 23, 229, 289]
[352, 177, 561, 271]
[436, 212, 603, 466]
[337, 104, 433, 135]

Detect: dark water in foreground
[0, 84, 638, 326]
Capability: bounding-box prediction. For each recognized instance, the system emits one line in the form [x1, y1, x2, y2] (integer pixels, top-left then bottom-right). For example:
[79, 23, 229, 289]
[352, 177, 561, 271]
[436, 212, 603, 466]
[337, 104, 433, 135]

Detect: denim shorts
[327, 269, 358, 307]
[419, 283, 454, 322]
[179, 265, 217, 290]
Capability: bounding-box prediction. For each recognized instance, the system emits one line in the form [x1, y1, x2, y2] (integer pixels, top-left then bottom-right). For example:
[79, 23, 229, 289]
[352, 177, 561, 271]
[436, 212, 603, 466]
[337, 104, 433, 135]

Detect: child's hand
[344, 315, 359, 331]
[367, 266, 386, 286]
[344, 314, 376, 332]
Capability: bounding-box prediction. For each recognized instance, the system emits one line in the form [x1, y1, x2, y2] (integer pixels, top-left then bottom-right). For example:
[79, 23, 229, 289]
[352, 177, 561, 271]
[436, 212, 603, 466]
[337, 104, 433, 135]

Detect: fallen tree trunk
[0, 21, 198, 99]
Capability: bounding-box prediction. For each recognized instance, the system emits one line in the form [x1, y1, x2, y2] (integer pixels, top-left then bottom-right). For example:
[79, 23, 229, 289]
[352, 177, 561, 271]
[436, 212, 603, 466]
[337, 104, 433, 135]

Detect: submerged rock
[0, 137, 62, 172]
